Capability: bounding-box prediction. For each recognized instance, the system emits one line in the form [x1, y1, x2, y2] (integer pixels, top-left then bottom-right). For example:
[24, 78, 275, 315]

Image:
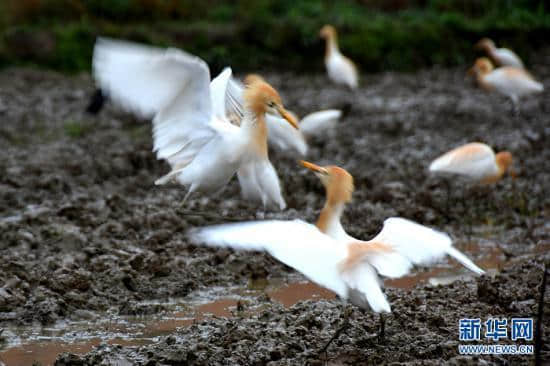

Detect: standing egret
[320, 25, 359, 90]
[468, 57, 543, 114]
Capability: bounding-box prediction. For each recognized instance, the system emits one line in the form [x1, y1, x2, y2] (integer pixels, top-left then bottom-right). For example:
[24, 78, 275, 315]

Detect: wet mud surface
[0, 54, 549, 365]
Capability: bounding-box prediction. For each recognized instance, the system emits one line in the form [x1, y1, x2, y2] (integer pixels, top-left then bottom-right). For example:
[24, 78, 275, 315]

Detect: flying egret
[320, 25, 359, 90]
[190, 161, 484, 348]
[93, 38, 299, 209]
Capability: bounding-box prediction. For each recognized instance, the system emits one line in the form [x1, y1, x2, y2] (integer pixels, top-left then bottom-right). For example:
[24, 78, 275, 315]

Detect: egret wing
[369, 217, 484, 277]
[190, 220, 348, 298]
[487, 68, 544, 96]
[210, 68, 244, 120]
[93, 38, 219, 166]
[93, 37, 211, 119]
[265, 114, 308, 156]
[299, 109, 342, 137]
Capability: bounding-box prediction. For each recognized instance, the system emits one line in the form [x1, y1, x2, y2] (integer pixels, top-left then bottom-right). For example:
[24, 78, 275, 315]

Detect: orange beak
[278, 107, 299, 129]
[300, 160, 327, 174]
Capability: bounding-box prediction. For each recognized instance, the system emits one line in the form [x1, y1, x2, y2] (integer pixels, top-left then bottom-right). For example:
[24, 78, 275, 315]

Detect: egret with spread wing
[190, 161, 484, 348]
[93, 38, 298, 209]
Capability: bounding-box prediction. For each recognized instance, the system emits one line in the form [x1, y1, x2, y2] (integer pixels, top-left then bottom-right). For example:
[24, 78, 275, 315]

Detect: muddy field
[0, 53, 549, 365]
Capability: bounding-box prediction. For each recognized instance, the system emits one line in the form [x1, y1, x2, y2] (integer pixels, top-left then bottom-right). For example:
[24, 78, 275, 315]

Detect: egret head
[243, 75, 298, 129]
[319, 24, 337, 40]
[300, 160, 354, 204]
[495, 151, 514, 177]
[475, 38, 495, 51]
[468, 57, 494, 76]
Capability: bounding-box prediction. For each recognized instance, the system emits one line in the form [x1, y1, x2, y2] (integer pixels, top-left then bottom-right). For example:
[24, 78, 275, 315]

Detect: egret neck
[241, 109, 268, 158]
[316, 201, 350, 240]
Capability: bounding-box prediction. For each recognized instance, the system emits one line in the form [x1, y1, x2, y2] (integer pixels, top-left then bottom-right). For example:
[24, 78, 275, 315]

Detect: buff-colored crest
[243, 75, 298, 129]
[495, 151, 513, 173]
[320, 24, 336, 39]
[301, 161, 354, 204]
[473, 57, 494, 75]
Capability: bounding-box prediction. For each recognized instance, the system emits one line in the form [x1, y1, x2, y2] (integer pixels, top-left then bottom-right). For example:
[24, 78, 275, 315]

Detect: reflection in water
[0, 244, 504, 366]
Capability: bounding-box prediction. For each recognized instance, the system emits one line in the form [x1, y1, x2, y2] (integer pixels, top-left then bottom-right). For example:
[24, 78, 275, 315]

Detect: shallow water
[0, 249, 503, 366]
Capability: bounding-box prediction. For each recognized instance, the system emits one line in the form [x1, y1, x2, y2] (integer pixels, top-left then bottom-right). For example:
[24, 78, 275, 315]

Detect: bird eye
[268, 102, 276, 108]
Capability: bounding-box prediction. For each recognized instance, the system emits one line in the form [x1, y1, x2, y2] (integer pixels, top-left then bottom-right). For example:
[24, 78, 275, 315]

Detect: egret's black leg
[378, 313, 385, 343]
[320, 306, 352, 354]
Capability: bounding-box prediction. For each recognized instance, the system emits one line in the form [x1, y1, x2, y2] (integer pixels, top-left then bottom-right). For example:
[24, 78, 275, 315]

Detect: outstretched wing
[368, 217, 485, 277]
[189, 220, 349, 298]
[93, 38, 218, 169]
[209, 67, 244, 121]
[93, 37, 211, 120]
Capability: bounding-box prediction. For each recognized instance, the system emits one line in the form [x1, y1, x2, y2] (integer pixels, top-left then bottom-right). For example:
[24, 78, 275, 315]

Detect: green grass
[0, 0, 548, 73]
[64, 121, 92, 138]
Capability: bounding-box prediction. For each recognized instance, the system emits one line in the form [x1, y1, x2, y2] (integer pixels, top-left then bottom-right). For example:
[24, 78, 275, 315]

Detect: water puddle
[0, 243, 505, 366]
[269, 281, 336, 307]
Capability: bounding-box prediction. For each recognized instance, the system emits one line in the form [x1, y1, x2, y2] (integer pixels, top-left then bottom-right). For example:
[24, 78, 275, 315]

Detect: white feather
[429, 143, 498, 181]
[210, 67, 233, 119]
[484, 68, 544, 102]
[189, 216, 483, 313]
[265, 113, 308, 156]
[369, 217, 485, 276]
[93, 37, 211, 119]
[93, 38, 287, 207]
[299, 109, 342, 137]
[493, 48, 524, 68]
[189, 220, 349, 298]
[326, 52, 358, 89]
[341, 264, 391, 313]
[237, 159, 286, 210]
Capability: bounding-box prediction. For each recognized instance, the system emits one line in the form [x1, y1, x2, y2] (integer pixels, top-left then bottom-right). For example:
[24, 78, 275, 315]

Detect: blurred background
[0, 0, 548, 74]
